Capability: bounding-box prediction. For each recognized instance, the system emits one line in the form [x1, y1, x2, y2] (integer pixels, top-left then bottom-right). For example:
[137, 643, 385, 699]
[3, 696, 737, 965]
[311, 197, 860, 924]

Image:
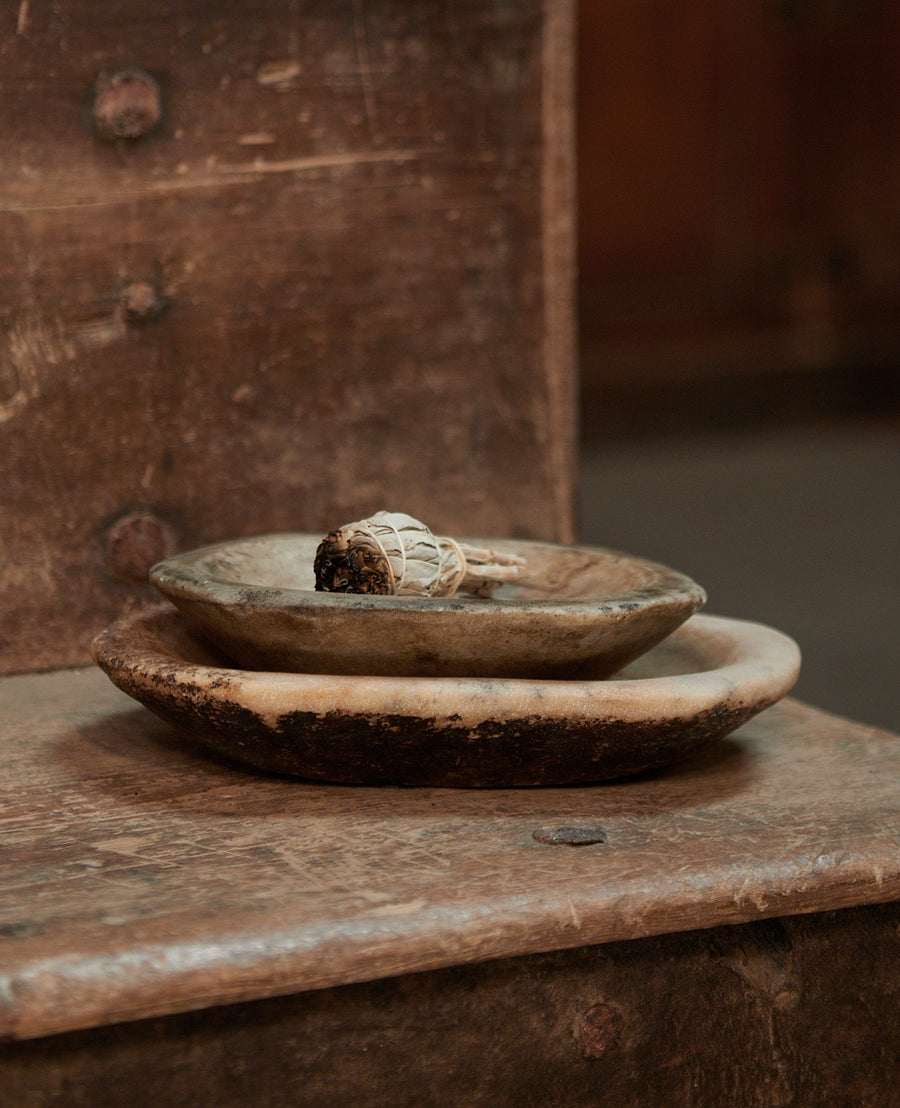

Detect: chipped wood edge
[4, 851, 899, 1042]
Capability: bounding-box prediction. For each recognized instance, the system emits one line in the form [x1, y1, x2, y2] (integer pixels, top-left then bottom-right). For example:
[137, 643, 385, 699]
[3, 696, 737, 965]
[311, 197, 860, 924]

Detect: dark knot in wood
[93, 69, 161, 140]
[119, 279, 166, 323]
[575, 1002, 624, 1058]
[106, 512, 175, 583]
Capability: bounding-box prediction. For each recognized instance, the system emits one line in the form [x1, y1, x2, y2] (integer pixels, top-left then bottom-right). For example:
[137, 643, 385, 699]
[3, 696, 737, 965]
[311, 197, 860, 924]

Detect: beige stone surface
[90, 609, 800, 785]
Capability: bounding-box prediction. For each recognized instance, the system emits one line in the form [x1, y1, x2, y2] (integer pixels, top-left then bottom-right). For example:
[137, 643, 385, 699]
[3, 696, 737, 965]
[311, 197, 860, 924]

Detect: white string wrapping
[314, 511, 525, 597]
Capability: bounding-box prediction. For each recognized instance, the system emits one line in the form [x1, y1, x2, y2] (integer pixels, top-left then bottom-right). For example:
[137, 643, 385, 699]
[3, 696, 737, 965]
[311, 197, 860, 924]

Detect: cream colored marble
[149, 534, 707, 679]
[92, 611, 800, 786]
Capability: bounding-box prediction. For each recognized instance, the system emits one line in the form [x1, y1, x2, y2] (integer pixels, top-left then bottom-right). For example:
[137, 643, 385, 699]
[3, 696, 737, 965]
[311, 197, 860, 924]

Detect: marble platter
[149, 534, 707, 679]
[91, 610, 800, 787]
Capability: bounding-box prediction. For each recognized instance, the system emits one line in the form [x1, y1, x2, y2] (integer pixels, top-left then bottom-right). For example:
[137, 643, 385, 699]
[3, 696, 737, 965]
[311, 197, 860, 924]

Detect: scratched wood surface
[1, 666, 898, 1042]
[0, 0, 577, 674]
[3, 904, 899, 1107]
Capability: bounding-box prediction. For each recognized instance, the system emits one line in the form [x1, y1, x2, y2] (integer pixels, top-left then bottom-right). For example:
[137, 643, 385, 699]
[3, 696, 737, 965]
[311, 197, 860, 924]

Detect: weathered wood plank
[3, 903, 898, 1106]
[1, 666, 898, 1041]
[0, 0, 577, 673]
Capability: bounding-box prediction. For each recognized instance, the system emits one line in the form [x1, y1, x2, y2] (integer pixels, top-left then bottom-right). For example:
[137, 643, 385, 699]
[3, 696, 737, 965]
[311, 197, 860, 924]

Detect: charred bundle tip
[313, 511, 525, 598]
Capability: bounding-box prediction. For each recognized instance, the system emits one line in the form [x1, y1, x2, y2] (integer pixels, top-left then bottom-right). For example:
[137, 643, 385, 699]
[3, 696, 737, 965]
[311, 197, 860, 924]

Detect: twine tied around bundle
[313, 511, 525, 598]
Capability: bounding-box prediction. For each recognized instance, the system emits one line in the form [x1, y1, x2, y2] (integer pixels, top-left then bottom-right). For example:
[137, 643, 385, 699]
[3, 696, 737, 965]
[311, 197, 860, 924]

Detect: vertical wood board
[0, 0, 577, 672]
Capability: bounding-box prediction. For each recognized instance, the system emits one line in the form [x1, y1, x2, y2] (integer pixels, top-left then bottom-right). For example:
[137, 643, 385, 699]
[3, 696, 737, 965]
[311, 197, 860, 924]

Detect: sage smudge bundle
[314, 511, 525, 598]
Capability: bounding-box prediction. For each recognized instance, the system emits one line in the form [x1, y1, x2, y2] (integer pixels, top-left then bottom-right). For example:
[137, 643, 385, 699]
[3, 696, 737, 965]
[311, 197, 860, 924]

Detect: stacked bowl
[92, 531, 801, 786]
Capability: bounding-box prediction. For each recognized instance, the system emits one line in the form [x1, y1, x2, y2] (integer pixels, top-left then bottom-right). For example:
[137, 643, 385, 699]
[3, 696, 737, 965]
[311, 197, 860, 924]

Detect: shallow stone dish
[92, 610, 800, 786]
[149, 534, 707, 679]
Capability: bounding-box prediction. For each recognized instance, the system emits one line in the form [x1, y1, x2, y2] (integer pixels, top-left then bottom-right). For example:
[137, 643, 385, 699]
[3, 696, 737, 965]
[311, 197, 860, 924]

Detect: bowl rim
[92, 609, 801, 725]
[149, 532, 708, 618]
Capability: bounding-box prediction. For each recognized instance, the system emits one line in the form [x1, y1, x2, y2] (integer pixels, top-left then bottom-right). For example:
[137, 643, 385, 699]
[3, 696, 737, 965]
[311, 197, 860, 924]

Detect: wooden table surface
[2, 666, 898, 1043]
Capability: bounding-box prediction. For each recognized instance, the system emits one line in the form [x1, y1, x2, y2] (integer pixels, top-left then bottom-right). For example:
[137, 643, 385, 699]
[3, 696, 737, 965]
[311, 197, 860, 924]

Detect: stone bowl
[149, 534, 707, 679]
[91, 610, 801, 786]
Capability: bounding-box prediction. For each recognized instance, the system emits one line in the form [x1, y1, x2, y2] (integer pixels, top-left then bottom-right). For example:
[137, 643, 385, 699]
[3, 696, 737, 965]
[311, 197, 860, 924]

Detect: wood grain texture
[0, 0, 577, 674]
[3, 904, 899, 1106]
[1, 667, 898, 1042]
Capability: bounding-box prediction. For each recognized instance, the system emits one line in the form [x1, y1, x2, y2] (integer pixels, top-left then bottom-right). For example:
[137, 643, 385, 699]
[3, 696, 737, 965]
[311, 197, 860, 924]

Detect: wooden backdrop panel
[0, 0, 577, 672]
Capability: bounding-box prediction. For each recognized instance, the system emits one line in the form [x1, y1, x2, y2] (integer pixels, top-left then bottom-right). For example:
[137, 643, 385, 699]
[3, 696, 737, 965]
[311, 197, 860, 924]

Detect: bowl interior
[150, 534, 707, 678]
[154, 533, 702, 606]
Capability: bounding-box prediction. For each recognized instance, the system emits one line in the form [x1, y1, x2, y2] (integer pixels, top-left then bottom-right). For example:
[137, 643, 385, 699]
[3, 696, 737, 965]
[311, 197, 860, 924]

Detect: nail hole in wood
[533, 826, 608, 846]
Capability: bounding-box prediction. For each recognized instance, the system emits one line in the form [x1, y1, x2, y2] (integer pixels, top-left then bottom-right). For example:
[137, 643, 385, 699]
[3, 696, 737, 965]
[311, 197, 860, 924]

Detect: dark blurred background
[576, 1, 899, 731]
